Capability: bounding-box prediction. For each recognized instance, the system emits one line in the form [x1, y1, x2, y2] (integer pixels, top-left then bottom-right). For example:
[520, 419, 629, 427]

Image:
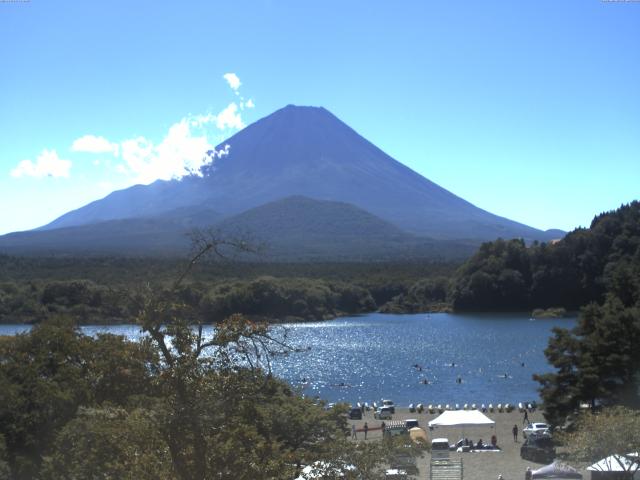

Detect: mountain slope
[0, 206, 222, 255]
[215, 196, 475, 260]
[40, 105, 559, 242]
[0, 197, 475, 259]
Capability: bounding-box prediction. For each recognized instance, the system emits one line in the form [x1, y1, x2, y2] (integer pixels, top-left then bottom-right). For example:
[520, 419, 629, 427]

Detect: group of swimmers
[412, 361, 525, 385]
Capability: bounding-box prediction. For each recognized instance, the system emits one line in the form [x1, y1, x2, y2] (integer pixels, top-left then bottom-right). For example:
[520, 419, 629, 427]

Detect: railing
[430, 458, 463, 480]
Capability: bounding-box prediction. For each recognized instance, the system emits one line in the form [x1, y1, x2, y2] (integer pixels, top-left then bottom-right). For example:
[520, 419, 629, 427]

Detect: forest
[0, 257, 456, 325]
[445, 202, 640, 425]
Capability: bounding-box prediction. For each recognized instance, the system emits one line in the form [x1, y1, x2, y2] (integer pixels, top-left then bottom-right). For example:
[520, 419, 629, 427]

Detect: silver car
[523, 422, 550, 437]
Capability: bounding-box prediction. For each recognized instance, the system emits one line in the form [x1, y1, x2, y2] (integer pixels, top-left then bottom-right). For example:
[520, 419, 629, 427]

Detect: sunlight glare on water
[0, 312, 575, 407]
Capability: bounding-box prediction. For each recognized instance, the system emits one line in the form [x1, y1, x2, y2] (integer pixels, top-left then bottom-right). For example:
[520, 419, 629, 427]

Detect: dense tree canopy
[0, 237, 424, 479]
[556, 407, 640, 478]
[527, 203, 640, 426]
[449, 201, 640, 312]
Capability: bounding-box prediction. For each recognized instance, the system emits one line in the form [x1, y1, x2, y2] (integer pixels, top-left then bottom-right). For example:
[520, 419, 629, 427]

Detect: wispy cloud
[10, 75, 253, 186]
[11, 149, 72, 178]
[71, 135, 119, 156]
[223, 72, 241, 91]
[116, 118, 233, 184]
[216, 103, 244, 130]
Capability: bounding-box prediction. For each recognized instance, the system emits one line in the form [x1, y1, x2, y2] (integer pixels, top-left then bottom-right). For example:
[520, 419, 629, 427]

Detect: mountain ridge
[0, 196, 476, 260]
[3, 104, 564, 259]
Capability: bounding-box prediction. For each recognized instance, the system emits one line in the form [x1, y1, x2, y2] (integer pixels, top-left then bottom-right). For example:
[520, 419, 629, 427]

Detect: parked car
[385, 469, 408, 479]
[405, 419, 419, 429]
[349, 407, 363, 420]
[523, 422, 551, 437]
[374, 406, 393, 419]
[390, 451, 417, 475]
[382, 399, 396, 414]
[520, 435, 555, 463]
[431, 438, 450, 460]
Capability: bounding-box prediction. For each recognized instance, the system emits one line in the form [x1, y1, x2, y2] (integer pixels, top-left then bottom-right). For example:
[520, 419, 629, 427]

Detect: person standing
[523, 410, 529, 425]
[381, 421, 386, 438]
[512, 424, 518, 442]
[351, 424, 357, 439]
[364, 422, 369, 440]
[525, 467, 533, 480]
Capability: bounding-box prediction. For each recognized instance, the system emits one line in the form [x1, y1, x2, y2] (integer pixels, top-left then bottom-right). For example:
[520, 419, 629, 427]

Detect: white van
[431, 438, 450, 460]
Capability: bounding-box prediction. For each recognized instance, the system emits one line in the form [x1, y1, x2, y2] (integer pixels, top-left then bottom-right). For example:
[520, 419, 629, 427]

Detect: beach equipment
[428, 404, 434, 414]
[471, 403, 477, 410]
[489, 403, 494, 412]
[518, 402, 524, 412]
[481, 404, 486, 412]
[463, 403, 469, 410]
[455, 404, 460, 410]
[445, 404, 451, 411]
[408, 427, 428, 443]
[497, 403, 503, 412]
[409, 403, 415, 413]
[437, 404, 444, 413]
[505, 403, 513, 412]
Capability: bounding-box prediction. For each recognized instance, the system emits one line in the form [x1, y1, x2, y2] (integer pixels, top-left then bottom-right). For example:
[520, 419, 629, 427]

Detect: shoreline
[348, 407, 589, 480]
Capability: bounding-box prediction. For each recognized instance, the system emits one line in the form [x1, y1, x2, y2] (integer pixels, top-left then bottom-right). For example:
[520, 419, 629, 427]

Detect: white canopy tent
[428, 410, 495, 428]
[587, 453, 639, 479]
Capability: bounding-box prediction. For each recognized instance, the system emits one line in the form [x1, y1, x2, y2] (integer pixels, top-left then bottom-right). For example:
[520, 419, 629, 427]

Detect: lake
[0, 312, 575, 407]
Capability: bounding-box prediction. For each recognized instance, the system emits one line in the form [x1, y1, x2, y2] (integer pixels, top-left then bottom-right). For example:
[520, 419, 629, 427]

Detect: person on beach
[525, 467, 533, 480]
[364, 422, 368, 440]
[351, 424, 357, 439]
[523, 409, 529, 425]
[381, 421, 386, 437]
[512, 424, 518, 442]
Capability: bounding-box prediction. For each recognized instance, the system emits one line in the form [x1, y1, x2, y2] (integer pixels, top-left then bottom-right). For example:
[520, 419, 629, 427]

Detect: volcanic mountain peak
[34, 104, 560, 244]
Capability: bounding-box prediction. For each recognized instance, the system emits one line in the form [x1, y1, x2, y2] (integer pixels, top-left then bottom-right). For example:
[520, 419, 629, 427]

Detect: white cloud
[71, 135, 119, 156]
[216, 103, 244, 130]
[245, 99, 255, 108]
[11, 149, 72, 178]
[116, 119, 234, 184]
[223, 73, 241, 91]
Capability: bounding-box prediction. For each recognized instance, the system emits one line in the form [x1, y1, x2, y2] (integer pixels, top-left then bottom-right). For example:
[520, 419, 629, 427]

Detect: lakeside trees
[445, 202, 640, 426]
[0, 236, 422, 479]
[449, 201, 640, 312]
[0, 256, 456, 325]
[557, 407, 640, 478]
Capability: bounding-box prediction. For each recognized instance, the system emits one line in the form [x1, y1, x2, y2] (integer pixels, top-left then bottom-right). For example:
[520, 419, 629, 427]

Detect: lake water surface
[0, 312, 575, 407]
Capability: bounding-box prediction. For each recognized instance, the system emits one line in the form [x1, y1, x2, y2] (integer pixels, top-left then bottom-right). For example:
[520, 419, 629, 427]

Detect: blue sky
[1, 0, 638, 235]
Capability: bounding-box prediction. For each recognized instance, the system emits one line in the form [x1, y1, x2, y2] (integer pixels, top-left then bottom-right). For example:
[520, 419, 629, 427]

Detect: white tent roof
[587, 453, 639, 472]
[428, 409, 495, 428]
[532, 461, 582, 479]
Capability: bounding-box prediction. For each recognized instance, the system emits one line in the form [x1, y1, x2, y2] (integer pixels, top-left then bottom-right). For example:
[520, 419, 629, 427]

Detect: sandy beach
[348, 407, 588, 480]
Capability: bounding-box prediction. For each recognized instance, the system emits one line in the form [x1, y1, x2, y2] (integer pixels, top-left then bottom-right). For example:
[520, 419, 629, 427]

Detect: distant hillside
[216, 196, 476, 260]
[449, 201, 640, 311]
[0, 196, 475, 260]
[0, 206, 221, 255]
[37, 105, 561, 244]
